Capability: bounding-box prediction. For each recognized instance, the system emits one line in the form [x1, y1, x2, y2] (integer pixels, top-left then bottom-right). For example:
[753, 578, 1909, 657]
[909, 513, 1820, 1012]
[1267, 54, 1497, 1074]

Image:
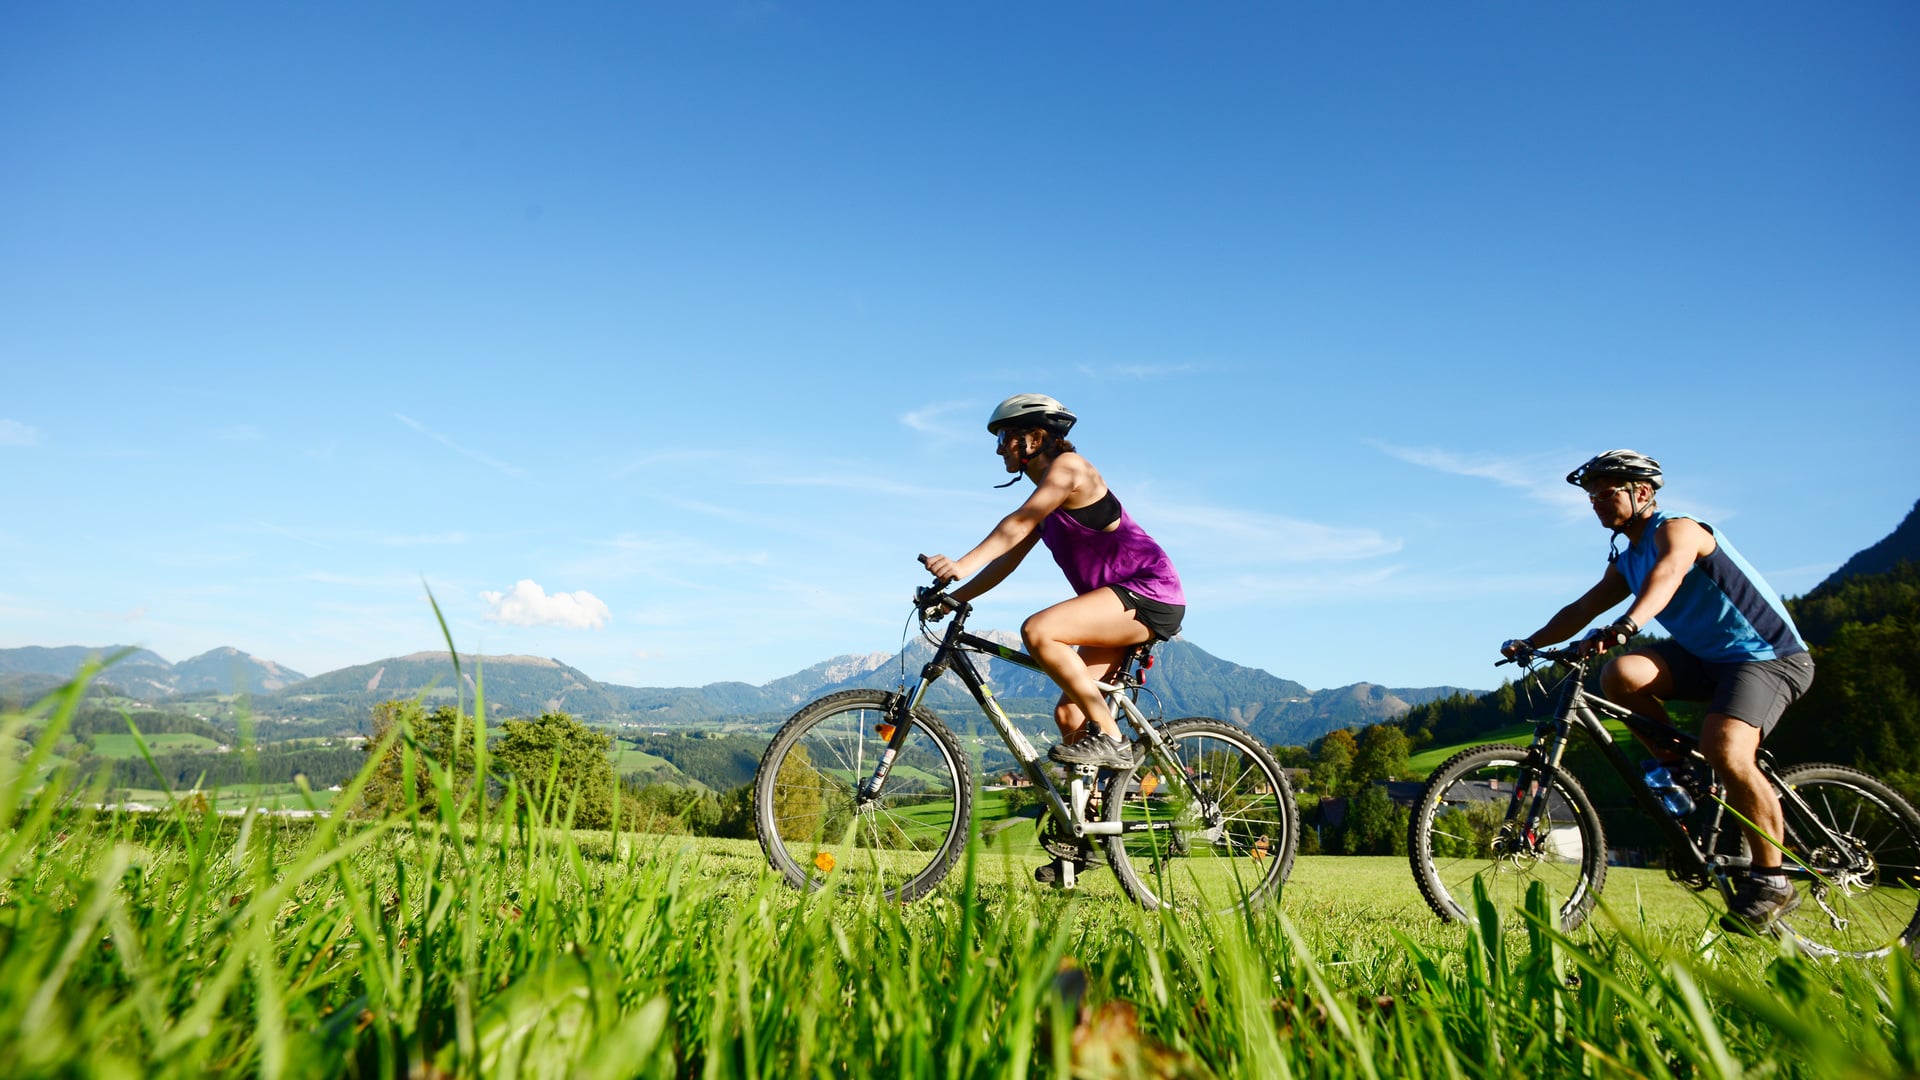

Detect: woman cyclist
[919, 394, 1186, 770]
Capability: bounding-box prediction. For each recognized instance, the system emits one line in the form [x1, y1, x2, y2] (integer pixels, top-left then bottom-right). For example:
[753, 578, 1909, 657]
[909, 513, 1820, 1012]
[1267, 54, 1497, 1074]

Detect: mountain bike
[751, 583, 1298, 912]
[1407, 642, 1920, 958]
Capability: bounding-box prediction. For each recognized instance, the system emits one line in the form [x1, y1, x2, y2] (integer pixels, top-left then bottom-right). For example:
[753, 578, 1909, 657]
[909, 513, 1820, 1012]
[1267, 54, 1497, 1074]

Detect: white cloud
[394, 413, 526, 478]
[1371, 441, 1587, 516]
[1073, 361, 1211, 380]
[479, 580, 612, 630]
[377, 531, 468, 546]
[0, 419, 41, 446]
[1144, 500, 1403, 563]
[900, 401, 974, 440]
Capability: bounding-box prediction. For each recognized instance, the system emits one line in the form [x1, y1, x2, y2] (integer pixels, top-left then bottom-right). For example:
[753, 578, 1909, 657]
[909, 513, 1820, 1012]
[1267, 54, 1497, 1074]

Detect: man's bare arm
[1522, 567, 1633, 647]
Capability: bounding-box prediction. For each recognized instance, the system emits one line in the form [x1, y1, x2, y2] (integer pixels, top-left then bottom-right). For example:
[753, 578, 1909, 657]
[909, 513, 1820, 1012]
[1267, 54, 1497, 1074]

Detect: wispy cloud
[301, 571, 428, 588]
[1073, 360, 1214, 380]
[613, 449, 730, 477]
[900, 401, 974, 440]
[248, 520, 331, 549]
[563, 533, 772, 584]
[394, 413, 526, 478]
[1187, 566, 1590, 607]
[377, 531, 468, 546]
[480, 580, 611, 629]
[1371, 441, 1588, 516]
[1144, 500, 1403, 563]
[0, 419, 41, 446]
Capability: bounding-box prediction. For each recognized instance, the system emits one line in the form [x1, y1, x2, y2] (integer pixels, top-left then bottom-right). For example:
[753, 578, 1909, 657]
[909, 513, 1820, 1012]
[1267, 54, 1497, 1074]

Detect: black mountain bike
[751, 583, 1298, 913]
[1408, 643, 1920, 958]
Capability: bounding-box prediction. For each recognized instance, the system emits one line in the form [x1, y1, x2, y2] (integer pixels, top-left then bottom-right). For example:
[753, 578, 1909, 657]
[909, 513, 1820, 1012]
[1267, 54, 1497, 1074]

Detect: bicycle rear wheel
[1409, 744, 1607, 932]
[753, 690, 972, 902]
[1765, 763, 1920, 959]
[1104, 718, 1296, 913]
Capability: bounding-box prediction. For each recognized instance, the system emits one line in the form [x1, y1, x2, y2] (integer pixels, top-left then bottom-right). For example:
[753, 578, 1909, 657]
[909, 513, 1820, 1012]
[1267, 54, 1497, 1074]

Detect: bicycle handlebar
[914, 582, 970, 621]
[1497, 642, 1583, 667]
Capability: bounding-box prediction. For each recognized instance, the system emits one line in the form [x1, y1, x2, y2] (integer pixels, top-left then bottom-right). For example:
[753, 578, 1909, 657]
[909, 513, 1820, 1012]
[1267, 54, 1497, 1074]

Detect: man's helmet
[1567, 449, 1663, 490]
[986, 394, 1077, 437]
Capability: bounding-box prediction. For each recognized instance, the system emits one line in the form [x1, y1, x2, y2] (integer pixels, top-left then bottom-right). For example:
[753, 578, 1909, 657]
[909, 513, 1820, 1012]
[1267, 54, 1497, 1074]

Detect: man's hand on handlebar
[1499, 638, 1535, 662]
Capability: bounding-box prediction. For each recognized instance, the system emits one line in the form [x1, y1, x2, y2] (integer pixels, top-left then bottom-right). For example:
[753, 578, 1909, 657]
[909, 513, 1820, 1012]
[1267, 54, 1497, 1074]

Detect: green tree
[493, 712, 619, 831]
[1339, 783, 1406, 856]
[1310, 728, 1357, 795]
[355, 701, 478, 818]
[1350, 724, 1411, 788]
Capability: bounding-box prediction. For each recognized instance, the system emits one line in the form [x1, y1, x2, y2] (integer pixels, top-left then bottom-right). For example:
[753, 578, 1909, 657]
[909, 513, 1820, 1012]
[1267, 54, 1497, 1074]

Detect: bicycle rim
[1770, 765, 1920, 959]
[1106, 719, 1295, 913]
[756, 692, 970, 902]
[1411, 746, 1604, 932]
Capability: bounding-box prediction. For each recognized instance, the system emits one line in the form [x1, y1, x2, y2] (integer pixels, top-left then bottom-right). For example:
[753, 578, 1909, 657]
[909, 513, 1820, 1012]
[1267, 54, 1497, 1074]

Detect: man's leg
[1023, 589, 1150, 742]
[1701, 713, 1784, 869]
[1600, 648, 1683, 756]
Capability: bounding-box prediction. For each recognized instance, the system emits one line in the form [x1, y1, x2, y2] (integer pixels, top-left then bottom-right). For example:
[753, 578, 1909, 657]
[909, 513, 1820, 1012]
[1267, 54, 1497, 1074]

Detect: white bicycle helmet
[986, 394, 1077, 437]
[1567, 449, 1664, 490]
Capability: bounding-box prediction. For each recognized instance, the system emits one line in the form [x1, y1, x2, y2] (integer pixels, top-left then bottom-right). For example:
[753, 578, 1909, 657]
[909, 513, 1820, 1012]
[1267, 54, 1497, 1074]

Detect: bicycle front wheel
[1766, 763, 1920, 959]
[753, 690, 972, 902]
[1104, 718, 1297, 913]
[1409, 744, 1607, 932]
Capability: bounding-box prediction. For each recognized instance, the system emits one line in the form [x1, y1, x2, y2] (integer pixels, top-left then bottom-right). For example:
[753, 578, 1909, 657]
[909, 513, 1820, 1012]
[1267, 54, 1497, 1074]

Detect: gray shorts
[1642, 640, 1815, 736]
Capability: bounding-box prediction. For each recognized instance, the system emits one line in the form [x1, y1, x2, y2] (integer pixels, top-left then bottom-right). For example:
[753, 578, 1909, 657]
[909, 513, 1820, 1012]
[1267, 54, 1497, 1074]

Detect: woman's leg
[1022, 588, 1151, 741]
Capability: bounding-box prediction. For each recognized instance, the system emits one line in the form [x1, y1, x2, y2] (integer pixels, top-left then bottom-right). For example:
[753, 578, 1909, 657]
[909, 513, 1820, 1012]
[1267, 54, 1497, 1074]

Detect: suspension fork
[857, 628, 962, 803]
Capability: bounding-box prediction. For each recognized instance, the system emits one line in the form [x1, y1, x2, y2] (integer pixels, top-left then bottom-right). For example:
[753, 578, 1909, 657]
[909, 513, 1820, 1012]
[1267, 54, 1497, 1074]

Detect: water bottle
[1641, 762, 1694, 818]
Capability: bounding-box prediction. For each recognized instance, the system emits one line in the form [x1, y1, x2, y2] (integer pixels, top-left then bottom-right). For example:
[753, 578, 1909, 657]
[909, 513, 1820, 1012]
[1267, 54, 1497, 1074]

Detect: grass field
[1407, 718, 1637, 778]
[7, 666, 1920, 1077]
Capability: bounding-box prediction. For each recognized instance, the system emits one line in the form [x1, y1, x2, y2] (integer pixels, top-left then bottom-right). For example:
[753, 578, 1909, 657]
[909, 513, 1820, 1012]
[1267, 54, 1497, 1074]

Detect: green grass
[1407, 718, 1636, 778]
[6, 650, 1919, 1077]
[611, 747, 675, 772]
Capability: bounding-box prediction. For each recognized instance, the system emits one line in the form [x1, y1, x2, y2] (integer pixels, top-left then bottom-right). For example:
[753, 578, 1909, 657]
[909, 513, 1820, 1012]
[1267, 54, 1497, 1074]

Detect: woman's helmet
[1566, 449, 1663, 490]
[986, 394, 1077, 437]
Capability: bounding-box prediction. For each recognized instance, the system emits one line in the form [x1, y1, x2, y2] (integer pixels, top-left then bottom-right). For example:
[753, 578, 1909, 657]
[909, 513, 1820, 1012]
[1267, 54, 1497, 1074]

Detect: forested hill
[1765, 559, 1920, 795]
[1810, 498, 1920, 594]
[1393, 503, 1920, 801]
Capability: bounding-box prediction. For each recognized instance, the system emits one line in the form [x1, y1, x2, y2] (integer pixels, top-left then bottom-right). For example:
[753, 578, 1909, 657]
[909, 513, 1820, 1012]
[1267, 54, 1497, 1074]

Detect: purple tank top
[1040, 497, 1185, 606]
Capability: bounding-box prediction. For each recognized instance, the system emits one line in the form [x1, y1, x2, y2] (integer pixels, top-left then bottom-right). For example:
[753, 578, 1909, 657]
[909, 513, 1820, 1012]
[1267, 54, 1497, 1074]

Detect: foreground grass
[5, 667, 1919, 1077]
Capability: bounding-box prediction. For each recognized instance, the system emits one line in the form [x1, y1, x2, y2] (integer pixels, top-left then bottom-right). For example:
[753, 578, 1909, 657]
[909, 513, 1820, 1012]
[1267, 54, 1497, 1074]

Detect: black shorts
[1110, 585, 1184, 641]
[1641, 640, 1815, 736]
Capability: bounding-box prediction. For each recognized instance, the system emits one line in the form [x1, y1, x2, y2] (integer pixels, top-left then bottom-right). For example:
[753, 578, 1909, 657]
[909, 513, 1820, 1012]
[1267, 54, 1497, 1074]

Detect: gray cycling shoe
[1719, 874, 1801, 935]
[1047, 731, 1134, 770]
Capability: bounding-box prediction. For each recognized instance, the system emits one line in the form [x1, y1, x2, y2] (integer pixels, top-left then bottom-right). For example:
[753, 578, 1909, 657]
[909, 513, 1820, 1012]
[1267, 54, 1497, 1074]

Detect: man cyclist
[919, 394, 1186, 772]
[1502, 449, 1816, 932]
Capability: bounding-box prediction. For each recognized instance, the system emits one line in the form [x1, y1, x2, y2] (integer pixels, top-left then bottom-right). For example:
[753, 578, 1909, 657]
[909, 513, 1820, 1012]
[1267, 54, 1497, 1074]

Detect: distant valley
[0, 636, 1480, 749]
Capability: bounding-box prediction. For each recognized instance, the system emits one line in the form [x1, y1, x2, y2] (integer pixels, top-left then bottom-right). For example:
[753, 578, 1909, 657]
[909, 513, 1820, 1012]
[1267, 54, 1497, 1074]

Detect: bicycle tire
[1758, 763, 1920, 959]
[1409, 744, 1607, 931]
[753, 690, 972, 902]
[1104, 718, 1297, 913]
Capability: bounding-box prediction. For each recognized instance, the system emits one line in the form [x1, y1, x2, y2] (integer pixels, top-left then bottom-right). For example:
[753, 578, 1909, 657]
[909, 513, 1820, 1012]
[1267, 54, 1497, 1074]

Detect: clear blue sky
[4, 4, 1916, 695]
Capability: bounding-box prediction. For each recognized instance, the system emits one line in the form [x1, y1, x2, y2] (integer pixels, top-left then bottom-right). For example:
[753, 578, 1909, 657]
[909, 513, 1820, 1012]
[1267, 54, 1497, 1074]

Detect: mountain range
[0, 635, 1474, 749]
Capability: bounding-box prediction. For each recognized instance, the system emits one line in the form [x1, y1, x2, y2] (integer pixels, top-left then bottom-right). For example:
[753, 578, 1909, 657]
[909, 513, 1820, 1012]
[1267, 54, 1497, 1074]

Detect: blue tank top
[1040, 494, 1185, 606]
[1613, 510, 1805, 662]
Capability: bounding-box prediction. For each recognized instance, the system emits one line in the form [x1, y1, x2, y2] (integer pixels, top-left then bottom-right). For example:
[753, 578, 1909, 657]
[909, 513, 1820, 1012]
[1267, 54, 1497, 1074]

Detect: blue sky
[4, 3, 1916, 696]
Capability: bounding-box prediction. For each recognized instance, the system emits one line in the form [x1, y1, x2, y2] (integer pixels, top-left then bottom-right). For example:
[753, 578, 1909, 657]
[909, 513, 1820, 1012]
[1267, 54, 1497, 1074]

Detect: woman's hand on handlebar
[917, 553, 961, 585]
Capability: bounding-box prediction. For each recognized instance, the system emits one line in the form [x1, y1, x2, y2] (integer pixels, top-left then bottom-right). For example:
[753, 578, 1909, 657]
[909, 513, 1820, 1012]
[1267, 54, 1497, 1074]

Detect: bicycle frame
[1511, 649, 1856, 886]
[858, 597, 1192, 844]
